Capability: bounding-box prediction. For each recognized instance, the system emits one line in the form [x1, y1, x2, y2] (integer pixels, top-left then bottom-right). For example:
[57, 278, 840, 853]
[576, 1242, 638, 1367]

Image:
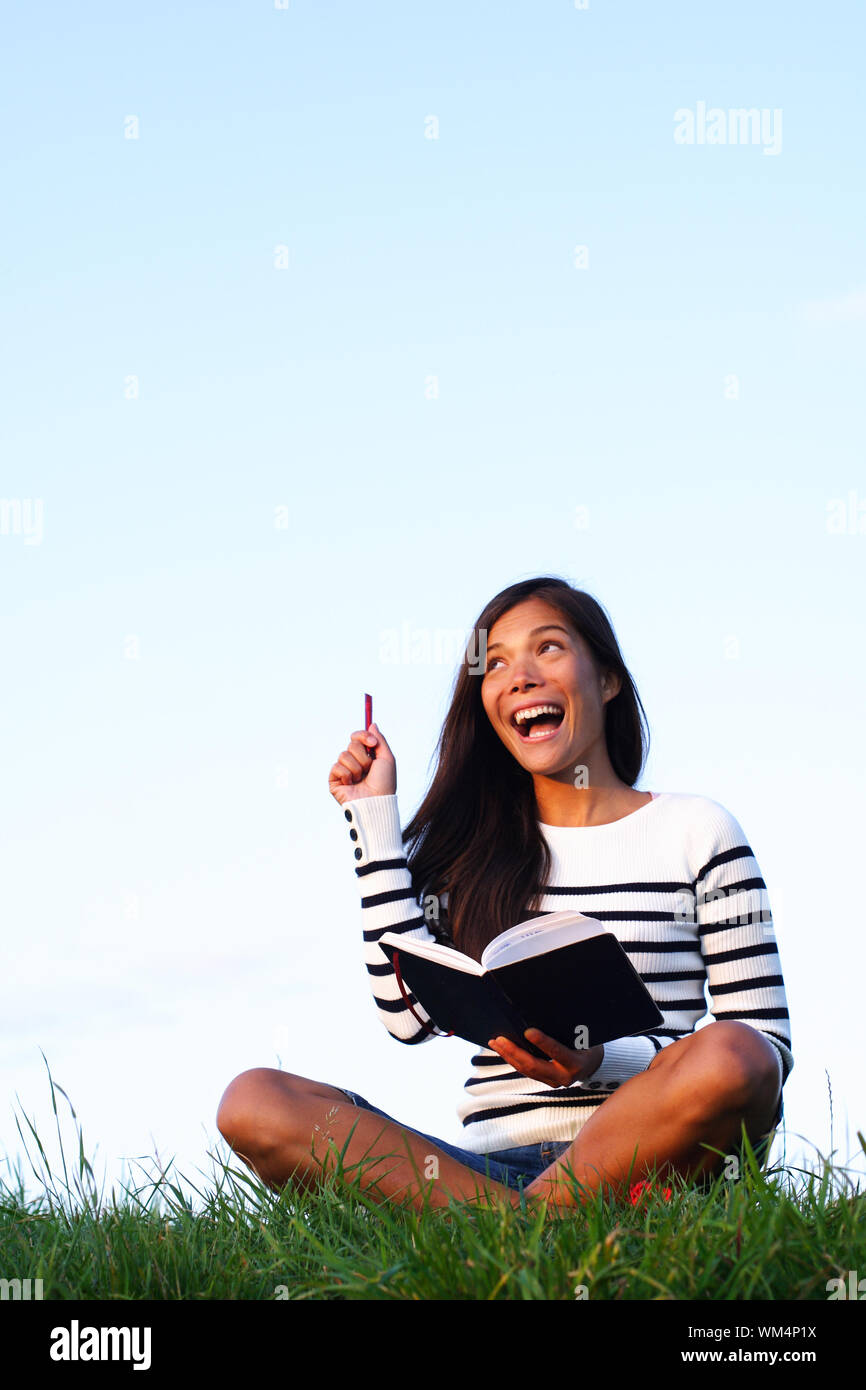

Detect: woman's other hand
[487, 1029, 604, 1087]
[328, 723, 397, 804]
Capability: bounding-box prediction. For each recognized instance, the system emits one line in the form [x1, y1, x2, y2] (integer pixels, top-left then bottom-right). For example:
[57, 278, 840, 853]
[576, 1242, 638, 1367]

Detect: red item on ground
[628, 1179, 673, 1205]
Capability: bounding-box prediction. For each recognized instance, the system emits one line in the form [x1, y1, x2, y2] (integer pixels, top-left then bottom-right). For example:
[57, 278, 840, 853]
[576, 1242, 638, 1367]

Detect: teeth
[513, 704, 564, 726]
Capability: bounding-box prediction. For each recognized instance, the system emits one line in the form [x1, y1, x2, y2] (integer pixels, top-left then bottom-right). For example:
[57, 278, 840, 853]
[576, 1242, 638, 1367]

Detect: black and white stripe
[346, 791, 792, 1152]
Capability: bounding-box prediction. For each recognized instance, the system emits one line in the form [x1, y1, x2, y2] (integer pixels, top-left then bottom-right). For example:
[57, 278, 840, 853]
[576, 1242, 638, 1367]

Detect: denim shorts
[336, 1087, 573, 1192]
[337, 1084, 785, 1195]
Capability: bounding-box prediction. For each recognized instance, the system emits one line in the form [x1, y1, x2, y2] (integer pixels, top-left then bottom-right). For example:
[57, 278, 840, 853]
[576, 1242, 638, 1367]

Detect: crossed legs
[216, 1022, 783, 1215]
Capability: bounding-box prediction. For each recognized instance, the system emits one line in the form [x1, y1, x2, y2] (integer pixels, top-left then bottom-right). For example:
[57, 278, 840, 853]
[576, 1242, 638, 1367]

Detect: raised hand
[328, 723, 397, 805]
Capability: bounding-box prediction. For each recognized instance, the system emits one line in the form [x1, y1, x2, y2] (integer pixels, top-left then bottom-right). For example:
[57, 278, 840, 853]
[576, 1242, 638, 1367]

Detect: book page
[378, 931, 484, 975]
[480, 910, 610, 971]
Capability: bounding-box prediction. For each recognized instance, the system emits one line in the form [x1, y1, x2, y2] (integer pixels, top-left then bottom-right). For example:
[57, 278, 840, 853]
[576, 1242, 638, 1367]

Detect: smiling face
[480, 597, 621, 785]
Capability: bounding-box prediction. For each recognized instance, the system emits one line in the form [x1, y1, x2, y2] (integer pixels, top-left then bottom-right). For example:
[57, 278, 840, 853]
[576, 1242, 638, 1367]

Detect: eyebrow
[485, 624, 572, 656]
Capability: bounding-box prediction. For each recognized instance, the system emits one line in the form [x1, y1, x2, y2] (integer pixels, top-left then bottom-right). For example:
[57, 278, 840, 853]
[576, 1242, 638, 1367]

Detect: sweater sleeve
[577, 803, 794, 1090]
[692, 805, 794, 1081]
[340, 793, 444, 1044]
[575, 1032, 673, 1088]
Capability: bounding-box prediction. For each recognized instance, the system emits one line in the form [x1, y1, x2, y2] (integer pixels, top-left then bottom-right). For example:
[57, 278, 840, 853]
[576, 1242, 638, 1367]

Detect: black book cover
[378, 933, 664, 1057]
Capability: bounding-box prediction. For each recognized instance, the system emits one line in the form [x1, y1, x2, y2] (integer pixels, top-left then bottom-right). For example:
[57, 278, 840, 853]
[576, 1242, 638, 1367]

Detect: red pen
[364, 693, 374, 758]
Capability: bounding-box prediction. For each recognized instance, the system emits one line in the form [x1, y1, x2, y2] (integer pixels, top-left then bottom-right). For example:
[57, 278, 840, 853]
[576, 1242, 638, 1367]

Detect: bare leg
[523, 1022, 783, 1211]
[216, 1069, 523, 1214]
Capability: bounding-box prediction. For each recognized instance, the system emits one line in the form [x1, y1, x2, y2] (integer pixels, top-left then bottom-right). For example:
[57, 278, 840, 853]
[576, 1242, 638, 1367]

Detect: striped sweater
[340, 790, 793, 1153]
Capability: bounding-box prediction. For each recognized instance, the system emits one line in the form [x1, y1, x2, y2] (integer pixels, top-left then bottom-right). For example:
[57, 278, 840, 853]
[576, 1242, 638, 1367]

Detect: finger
[488, 1037, 563, 1086]
[500, 1033, 571, 1079]
[338, 750, 365, 778]
[525, 1029, 592, 1070]
[367, 724, 392, 754]
[524, 1028, 574, 1062]
[348, 735, 375, 762]
[488, 1036, 532, 1069]
[351, 727, 384, 749]
[350, 729, 378, 749]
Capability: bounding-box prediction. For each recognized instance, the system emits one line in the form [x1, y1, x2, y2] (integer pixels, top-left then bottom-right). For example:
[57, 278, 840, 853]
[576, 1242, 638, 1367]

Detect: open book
[378, 910, 664, 1058]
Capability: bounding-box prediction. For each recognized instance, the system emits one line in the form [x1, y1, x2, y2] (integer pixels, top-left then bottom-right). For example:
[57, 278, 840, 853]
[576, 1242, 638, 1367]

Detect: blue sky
[1, 0, 864, 1206]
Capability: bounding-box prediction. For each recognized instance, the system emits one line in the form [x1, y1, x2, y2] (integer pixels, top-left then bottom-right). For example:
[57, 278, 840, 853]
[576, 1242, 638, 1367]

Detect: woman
[217, 576, 791, 1215]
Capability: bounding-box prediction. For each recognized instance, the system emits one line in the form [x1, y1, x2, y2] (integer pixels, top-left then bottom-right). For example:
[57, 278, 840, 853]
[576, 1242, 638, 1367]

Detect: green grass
[1, 1055, 864, 1301]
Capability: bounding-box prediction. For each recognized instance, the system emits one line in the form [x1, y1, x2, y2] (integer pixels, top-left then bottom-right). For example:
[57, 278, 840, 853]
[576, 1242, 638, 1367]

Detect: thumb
[368, 722, 395, 756]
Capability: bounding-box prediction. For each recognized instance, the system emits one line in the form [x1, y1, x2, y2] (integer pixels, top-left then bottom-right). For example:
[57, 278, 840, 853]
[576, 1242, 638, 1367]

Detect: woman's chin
[512, 734, 577, 775]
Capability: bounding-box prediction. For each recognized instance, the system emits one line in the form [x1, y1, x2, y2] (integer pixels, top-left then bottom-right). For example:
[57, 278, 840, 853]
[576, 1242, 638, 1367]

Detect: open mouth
[510, 704, 566, 743]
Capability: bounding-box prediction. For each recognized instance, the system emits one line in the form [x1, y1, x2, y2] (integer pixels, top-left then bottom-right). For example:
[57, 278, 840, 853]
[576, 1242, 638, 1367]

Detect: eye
[485, 640, 562, 673]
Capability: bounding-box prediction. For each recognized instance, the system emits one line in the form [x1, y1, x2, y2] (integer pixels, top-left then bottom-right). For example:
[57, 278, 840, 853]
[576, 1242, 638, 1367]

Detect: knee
[216, 1067, 288, 1151]
[706, 1022, 780, 1105]
[664, 1023, 781, 1121]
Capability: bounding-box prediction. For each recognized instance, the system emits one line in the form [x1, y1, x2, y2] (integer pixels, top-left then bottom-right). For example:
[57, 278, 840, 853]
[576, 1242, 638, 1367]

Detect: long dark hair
[403, 576, 650, 961]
